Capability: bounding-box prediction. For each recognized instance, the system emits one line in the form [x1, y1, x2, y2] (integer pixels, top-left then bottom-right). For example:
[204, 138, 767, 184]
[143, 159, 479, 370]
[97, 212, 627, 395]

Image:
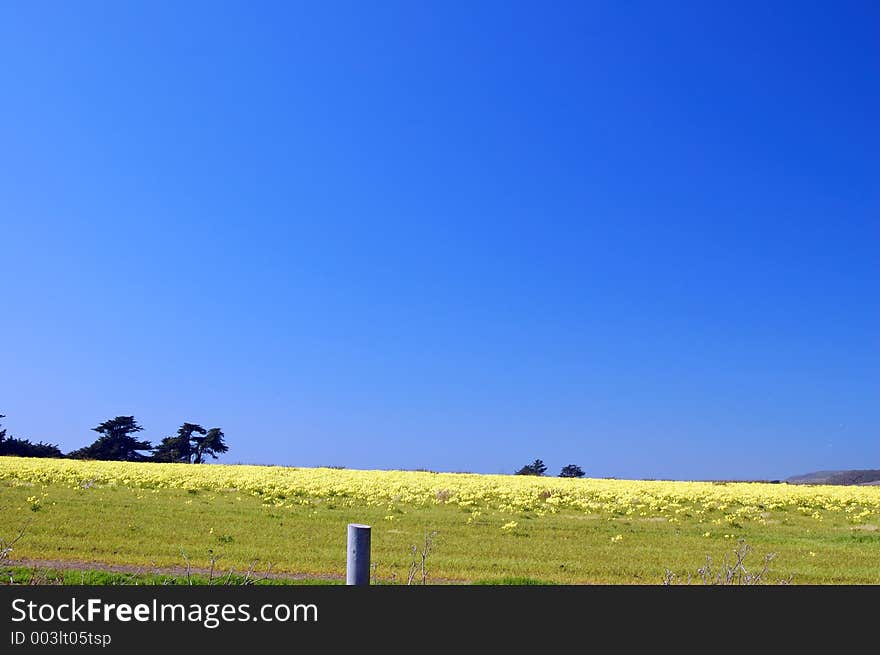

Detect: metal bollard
[346, 523, 371, 585]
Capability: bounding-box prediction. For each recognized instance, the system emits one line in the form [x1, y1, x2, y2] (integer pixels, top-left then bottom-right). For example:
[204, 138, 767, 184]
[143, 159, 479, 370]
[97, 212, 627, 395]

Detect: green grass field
[2, 476, 879, 584]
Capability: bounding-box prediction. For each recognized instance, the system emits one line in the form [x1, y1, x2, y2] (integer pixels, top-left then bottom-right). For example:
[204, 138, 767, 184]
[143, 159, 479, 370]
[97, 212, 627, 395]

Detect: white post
[346, 523, 371, 585]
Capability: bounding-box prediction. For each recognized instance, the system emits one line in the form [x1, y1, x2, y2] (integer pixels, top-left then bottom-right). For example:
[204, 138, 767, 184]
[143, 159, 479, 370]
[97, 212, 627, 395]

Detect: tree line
[2, 414, 571, 477]
[0, 414, 227, 463]
[515, 459, 585, 478]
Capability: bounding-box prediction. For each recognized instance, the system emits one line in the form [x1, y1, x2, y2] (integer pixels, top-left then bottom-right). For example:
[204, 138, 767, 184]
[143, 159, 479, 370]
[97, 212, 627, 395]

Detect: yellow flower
[2, 456, 880, 532]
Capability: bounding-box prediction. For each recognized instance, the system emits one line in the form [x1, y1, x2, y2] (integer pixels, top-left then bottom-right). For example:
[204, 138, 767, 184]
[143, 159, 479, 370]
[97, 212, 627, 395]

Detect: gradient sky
[1, 1, 877, 480]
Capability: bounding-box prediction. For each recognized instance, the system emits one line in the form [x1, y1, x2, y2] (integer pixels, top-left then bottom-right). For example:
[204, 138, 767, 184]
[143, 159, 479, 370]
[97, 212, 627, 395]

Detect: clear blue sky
[1, 1, 877, 480]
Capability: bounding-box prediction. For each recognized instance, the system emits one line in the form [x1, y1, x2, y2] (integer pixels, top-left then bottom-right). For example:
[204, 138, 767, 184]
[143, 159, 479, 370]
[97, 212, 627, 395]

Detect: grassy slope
[2, 481, 878, 584]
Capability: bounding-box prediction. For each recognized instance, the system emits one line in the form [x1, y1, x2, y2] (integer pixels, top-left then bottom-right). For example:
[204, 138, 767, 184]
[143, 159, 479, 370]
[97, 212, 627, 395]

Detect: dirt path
[5, 557, 343, 582]
[4, 558, 471, 584]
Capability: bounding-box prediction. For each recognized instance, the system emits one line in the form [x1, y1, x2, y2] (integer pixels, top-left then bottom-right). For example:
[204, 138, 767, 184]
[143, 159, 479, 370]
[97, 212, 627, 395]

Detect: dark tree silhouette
[192, 427, 228, 464]
[559, 464, 585, 478]
[152, 423, 205, 463]
[153, 423, 227, 463]
[0, 414, 63, 458]
[68, 416, 152, 461]
[515, 459, 547, 476]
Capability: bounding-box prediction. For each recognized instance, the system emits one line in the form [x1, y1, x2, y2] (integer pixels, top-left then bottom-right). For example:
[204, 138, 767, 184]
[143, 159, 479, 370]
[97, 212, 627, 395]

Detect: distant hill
[786, 470, 880, 486]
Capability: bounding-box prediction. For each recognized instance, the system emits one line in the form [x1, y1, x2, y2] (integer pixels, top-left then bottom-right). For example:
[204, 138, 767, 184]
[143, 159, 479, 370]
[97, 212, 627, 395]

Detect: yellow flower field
[1, 457, 879, 583]
[2, 457, 878, 522]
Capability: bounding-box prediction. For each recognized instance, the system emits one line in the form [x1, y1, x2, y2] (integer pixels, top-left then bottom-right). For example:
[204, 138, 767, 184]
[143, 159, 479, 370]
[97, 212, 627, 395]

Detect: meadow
[1, 457, 879, 584]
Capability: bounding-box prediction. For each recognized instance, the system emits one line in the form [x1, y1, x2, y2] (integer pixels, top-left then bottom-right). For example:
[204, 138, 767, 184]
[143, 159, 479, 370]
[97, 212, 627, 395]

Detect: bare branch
[663, 539, 789, 585]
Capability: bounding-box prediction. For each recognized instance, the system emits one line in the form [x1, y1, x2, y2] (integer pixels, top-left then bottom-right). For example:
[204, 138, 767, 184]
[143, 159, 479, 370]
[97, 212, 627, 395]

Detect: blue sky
[1, 1, 877, 480]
